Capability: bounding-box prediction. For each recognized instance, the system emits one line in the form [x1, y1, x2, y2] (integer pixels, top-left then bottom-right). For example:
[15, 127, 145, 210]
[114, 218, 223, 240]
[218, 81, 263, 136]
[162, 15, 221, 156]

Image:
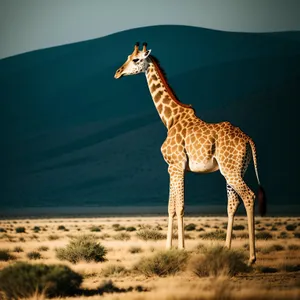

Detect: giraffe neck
[145, 57, 194, 129]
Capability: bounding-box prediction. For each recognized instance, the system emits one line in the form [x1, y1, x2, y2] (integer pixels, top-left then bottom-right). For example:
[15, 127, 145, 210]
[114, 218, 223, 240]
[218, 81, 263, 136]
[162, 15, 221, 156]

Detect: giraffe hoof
[248, 256, 256, 266]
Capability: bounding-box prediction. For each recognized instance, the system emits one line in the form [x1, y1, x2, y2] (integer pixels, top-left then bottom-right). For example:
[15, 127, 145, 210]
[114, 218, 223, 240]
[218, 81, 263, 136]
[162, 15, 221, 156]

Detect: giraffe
[114, 42, 266, 265]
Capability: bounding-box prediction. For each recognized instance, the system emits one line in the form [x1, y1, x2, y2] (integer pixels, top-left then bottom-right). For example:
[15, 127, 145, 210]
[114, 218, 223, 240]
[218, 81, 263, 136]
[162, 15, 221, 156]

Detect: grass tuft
[27, 251, 42, 260]
[134, 249, 188, 277]
[190, 245, 249, 277]
[199, 230, 231, 240]
[136, 229, 166, 241]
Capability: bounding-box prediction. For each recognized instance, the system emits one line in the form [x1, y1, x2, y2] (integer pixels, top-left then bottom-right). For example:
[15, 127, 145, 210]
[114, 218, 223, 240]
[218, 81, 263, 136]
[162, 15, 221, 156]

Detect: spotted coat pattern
[114, 43, 262, 264]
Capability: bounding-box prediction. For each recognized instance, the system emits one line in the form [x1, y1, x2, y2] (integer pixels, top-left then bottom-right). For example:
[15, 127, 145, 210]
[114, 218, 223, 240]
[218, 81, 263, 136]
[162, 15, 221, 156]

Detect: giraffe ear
[143, 49, 151, 58]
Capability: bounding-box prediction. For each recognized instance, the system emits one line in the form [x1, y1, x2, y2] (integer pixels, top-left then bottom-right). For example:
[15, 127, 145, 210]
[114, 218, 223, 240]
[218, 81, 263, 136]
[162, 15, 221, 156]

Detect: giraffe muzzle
[114, 68, 124, 79]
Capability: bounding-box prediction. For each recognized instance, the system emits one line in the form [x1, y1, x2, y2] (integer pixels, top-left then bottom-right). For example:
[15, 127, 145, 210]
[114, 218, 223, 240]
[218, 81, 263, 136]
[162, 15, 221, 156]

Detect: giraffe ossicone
[114, 42, 266, 265]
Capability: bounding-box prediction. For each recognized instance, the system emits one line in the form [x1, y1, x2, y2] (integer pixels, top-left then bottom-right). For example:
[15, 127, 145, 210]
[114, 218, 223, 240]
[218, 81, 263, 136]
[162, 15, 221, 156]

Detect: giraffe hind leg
[225, 148, 250, 249]
[225, 184, 240, 249]
[226, 178, 256, 265]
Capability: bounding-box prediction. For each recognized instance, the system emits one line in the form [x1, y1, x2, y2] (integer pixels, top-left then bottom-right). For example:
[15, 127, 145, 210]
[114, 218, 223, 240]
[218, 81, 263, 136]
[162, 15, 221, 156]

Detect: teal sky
[1, 0, 300, 59]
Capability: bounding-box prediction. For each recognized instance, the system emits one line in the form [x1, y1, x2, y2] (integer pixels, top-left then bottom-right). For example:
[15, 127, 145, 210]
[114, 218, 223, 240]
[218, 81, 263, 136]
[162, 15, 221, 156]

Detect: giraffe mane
[150, 55, 195, 111]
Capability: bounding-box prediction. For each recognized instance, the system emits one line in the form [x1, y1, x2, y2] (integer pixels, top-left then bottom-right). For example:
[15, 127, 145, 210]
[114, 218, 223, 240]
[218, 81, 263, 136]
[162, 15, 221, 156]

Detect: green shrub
[48, 234, 60, 241]
[278, 232, 289, 239]
[0, 228, 7, 233]
[136, 229, 166, 241]
[257, 266, 278, 273]
[26, 251, 42, 260]
[57, 225, 66, 231]
[199, 230, 230, 240]
[101, 264, 127, 277]
[126, 226, 136, 232]
[134, 249, 188, 277]
[237, 233, 249, 239]
[261, 244, 285, 254]
[32, 226, 41, 233]
[128, 246, 143, 254]
[15, 227, 26, 233]
[191, 246, 249, 277]
[0, 249, 15, 261]
[90, 226, 101, 232]
[255, 232, 273, 240]
[286, 224, 297, 231]
[233, 224, 245, 231]
[281, 264, 300, 272]
[288, 244, 300, 251]
[194, 243, 208, 253]
[185, 223, 196, 231]
[115, 226, 126, 231]
[55, 234, 107, 264]
[38, 245, 49, 252]
[113, 232, 131, 241]
[0, 262, 82, 299]
[270, 226, 278, 231]
[12, 246, 23, 253]
[294, 232, 300, 238]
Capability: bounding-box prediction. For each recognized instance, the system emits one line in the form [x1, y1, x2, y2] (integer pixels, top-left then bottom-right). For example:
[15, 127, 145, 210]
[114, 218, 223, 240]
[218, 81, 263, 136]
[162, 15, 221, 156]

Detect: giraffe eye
[132, 59, 139, 63]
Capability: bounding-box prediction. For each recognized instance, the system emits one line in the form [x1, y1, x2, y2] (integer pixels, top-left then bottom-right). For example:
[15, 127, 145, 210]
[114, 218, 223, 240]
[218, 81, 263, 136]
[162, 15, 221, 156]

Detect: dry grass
[0, 216, 299, 299]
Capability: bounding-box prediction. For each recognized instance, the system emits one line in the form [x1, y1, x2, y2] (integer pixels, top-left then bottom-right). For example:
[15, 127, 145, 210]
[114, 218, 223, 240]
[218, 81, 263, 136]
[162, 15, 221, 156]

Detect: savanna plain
[0, 215, 299, 300]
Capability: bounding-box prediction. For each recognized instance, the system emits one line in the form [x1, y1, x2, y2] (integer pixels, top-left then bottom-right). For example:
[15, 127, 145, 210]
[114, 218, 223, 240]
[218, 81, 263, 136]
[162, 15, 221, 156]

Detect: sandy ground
[0, 216, 300, 299]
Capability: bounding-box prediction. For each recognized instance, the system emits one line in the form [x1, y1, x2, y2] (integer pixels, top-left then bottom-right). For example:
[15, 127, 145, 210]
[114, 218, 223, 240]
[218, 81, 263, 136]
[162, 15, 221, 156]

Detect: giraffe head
[114, 42, 152, 79]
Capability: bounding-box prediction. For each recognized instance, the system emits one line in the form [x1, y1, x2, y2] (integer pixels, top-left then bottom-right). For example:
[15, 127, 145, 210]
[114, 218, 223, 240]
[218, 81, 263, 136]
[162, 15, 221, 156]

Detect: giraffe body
[114, 43, 266, 264]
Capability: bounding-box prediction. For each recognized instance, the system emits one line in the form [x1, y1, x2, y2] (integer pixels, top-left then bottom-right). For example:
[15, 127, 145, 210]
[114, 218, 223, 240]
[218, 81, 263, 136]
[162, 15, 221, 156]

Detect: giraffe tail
[249, 139, 267, 217]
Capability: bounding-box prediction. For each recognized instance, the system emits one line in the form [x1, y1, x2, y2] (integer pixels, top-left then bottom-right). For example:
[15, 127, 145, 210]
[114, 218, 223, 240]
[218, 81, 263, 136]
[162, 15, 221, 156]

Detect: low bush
[113, 232, 131, 241]
[134, 249, 188, 277]
[57, 225, 66, 231]
[101, 264, 127, 277]
[261, 244, 285, 254]
[286, 224, 297, 231]
[0, 262, 82, 299]
[255, 232, 273, 240]
[48, 234, 60, 241]
[233, 224, 245, 231]
[191, 246, 249, 277]
[281, 264, 300, 272]
[0, 228, 7, 233]
[199, 230, 230, 241]
[136, 229, 166, 241]
[184, 223, 196, 231]
[278, 232, 289, 239]
[0, 249, 15, 261]
[15, 227, 26, 233]
[32, 226, 41, 233]
[90, 226, 101, 232]
[126, 226, 136, 232]
[27, 251, 42, 260]
[294, 232, 300, 238]
[288, 244, 300, 250]
[12, 246, 23, 253]
[38, 246, 49, 252]
[128, 246, 143, 254]
[257, 266, 278, 273]
[55, 234, 107, 264]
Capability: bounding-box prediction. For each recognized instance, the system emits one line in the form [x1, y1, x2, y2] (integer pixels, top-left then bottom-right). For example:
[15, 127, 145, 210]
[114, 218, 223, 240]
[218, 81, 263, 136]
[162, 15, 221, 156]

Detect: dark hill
[0, 25, 299, 212]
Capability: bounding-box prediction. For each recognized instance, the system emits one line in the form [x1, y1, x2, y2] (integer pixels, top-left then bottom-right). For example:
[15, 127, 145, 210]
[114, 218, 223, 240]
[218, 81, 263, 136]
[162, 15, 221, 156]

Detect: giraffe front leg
[168, 165, 185, 249]
[225, 184, 240, 249]
[166, 194, 175, 249]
